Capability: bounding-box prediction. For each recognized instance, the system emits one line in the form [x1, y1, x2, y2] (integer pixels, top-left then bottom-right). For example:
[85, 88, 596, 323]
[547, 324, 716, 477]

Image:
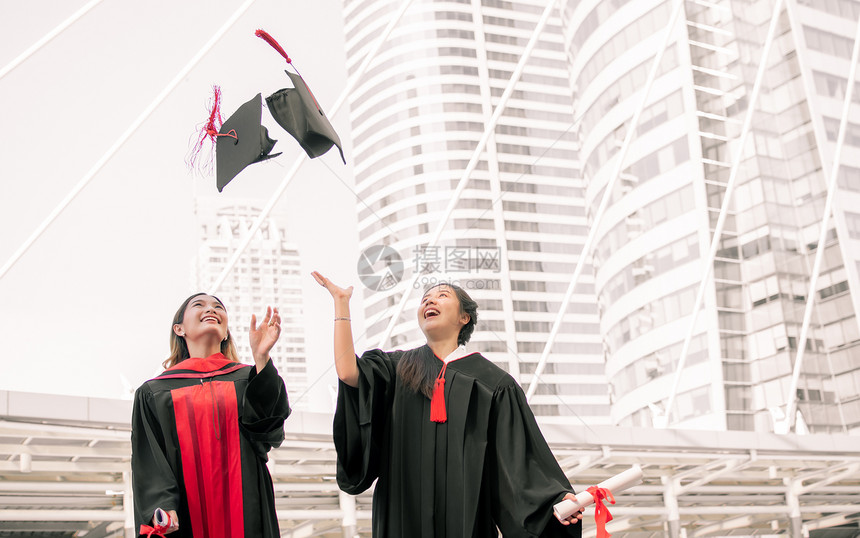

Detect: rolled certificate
[553, 465, 643, 520]
[154, 508, 171, 528]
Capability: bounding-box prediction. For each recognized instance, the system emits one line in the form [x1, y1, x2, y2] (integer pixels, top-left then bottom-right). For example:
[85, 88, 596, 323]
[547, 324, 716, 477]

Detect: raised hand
[312, 271, 353, 302]
[249, 306, 281, 371]
[312, 271, 359, 386]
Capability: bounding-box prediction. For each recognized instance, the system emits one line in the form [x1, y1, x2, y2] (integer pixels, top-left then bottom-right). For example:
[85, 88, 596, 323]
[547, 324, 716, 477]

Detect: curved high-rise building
[563, 0, 860, 432]
[343, 0, 610, 422]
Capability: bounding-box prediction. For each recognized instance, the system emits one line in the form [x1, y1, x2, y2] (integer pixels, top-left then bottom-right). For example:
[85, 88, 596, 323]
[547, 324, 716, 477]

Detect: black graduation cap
[266, 70, 345, 163]
[216, 93, 282, 192]
[255, 29, 345, 164]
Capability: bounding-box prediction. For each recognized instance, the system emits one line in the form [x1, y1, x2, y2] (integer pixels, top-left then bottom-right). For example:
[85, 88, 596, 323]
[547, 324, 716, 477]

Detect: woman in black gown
[313, 272, 583, 537]
[131, 293, 290, 537]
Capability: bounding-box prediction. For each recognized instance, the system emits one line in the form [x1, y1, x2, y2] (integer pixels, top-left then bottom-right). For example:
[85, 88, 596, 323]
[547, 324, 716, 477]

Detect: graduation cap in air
[256, 29, 346, 163]
[188, 30, 344, 192]
[215, 93, 281, 192]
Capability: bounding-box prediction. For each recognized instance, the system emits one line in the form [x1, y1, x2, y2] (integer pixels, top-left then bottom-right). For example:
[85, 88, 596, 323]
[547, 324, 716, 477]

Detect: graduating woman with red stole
[131, 293, 290, 537]
[313, 272, 584, 537]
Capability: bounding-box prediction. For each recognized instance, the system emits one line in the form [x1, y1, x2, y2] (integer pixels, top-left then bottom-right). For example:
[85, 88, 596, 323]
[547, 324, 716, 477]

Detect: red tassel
[255, 29, 292, 64]
[430, 363, 447, 423]
[187, 85, 227, 174]
[254, 29, 324, 114]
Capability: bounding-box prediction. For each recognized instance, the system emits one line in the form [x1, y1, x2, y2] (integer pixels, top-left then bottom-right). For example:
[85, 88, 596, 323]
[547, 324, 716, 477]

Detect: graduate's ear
[459, 312, 470, 327]
[173, 324, 186, 338]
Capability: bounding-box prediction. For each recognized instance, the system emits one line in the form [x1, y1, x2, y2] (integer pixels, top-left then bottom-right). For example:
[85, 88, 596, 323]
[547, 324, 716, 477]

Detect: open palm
[250, 306, 280, 362]
[312, 271, 353, 301]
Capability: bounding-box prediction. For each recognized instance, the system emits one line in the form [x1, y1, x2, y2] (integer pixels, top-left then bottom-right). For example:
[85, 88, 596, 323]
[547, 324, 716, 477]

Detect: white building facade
[563, 0, 860, 432]
[194, 202, 309, 410]
[343, 0, 610, 422]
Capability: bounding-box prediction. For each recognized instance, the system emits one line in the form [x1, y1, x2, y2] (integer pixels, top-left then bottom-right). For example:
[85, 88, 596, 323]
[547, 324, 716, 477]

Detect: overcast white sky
[0, 0, 366, 412]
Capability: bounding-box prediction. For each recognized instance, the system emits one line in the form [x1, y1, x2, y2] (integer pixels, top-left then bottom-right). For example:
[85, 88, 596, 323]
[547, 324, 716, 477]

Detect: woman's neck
[186, 339, 222, 359]
[427, 338, 460, 360]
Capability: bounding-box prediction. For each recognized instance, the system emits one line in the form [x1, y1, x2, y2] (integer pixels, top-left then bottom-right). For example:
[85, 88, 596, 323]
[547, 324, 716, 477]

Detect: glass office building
[343, 0, 610, 423]
[564, 0, 860, 432]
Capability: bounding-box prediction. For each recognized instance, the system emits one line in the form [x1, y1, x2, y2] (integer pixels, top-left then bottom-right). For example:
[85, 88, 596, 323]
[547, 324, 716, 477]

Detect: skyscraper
[194, 200, 309, 410]
[343, 0, 610, 423]
[563, 0, 860, 432]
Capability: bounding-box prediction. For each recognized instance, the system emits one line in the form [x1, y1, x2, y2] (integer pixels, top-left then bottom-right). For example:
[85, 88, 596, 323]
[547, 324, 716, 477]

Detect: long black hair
[397, 283, 478, 398]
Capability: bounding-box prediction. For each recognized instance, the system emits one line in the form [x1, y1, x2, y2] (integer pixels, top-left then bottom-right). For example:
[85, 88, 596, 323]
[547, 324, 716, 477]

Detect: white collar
[441, 344, 471, 364]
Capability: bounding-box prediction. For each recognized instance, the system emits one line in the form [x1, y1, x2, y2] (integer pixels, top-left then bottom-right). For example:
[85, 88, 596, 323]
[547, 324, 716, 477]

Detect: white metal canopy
[1, 390, 858, 537]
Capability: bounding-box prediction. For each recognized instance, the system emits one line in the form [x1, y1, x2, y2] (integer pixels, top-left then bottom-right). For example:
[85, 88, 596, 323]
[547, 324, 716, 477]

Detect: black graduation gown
[334, 347, 582, 538]
[131, 353, 290, 538]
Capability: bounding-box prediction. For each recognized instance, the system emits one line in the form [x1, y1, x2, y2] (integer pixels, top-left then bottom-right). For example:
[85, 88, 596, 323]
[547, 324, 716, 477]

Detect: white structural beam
[671, 454, 748, 483]
[658, 0, 787, 427]
[796, 463, 860, 495]
[3, 408, 859, 534]
[0, 443, 129, 458]
[806, 513, 859, 531]
[208, 0, 417, 294]
[526, 0, 687, 400]
[690, 514, 762, 537]
[0, 510, 126, 522]
[663, 475, 681, 538]
[339, 490, 357, 538]
[122, 469, 133, 538]
[0, 510, 378, 522]
[0, 0, 260, 282]
[0, 482, 121, 493]
[0, 420, 130, 440]
[581, 516, 642, 538]
[376, 0, 563, 348]
[276, 510, 372, 519]
[777, 9, 860, 434]
[0, 0, 104, 80]
[675, 456, 751, 494]
[0, 461, 128, 473]
[561, 446, 612, 479]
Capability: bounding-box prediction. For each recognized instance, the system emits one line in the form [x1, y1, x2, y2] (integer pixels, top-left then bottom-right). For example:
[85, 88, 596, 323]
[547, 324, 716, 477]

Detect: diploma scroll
[553, 465, 643, 520]
[154, 508, 172, 528]
[140, 508, 174, 538]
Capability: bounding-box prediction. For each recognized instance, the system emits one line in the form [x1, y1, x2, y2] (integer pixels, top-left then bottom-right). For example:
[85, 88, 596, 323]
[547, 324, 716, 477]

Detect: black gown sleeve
[489, 383, 581, 538]
[333, 349, 397, 494]
[240, 360, 291, 458]
[130, 385, 180, 531]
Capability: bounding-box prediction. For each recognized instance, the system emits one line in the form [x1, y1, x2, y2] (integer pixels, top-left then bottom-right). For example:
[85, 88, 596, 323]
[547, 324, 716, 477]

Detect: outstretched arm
[312, 271, 359, 387]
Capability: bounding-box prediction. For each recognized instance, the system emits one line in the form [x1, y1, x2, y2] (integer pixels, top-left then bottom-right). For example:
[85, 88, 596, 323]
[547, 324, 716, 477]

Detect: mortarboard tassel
[187, 85, 237, 173]
[430, 362, 448, 423]
[255, 28, 324, 113]
[202, 85, 224, 137]
[255, 29, 292, 64]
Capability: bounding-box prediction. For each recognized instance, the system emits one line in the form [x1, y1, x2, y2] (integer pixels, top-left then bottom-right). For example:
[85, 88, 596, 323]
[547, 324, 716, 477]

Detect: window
[845, 212, 860, 239]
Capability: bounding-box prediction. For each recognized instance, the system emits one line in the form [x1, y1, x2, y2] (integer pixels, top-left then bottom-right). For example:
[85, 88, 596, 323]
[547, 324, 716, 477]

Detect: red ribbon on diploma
[587, 485, 616, 538]
[139, 517, 172, 538]
[139, 524, 167, 537]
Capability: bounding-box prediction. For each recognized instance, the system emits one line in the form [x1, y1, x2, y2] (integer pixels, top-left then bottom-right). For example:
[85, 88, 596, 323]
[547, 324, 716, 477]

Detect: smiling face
[417, 284, 470, 343]
[173, 294, 229, 345]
